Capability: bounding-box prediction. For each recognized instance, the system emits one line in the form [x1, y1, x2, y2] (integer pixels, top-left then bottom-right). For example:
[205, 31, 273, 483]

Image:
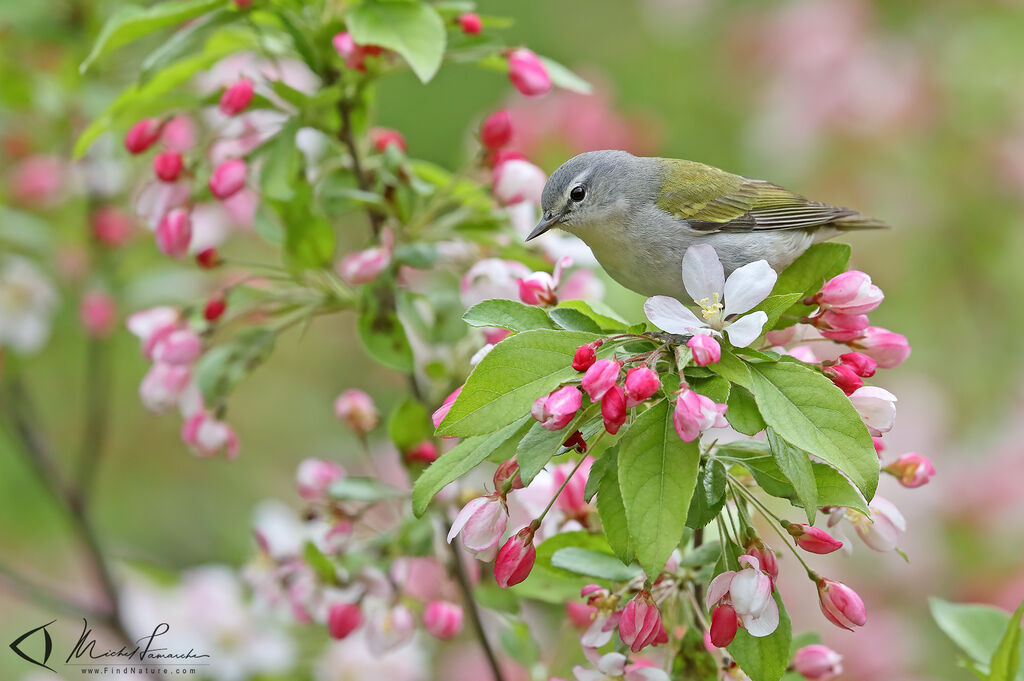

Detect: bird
[527, 150, 887, 299]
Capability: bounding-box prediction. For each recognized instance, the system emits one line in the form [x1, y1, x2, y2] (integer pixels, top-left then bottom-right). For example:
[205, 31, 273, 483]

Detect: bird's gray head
[527, 150, 645, 241]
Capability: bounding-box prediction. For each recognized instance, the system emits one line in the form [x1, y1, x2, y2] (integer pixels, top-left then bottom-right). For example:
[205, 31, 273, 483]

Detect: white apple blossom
[0, 256, 58, 355]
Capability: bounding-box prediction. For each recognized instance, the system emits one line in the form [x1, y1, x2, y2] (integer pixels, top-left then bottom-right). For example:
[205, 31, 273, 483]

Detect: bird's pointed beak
[527, 211, 560, 241]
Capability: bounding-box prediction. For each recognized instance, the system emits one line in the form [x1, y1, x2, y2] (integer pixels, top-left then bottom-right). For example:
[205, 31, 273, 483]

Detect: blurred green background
[3, 0, 1024, 679]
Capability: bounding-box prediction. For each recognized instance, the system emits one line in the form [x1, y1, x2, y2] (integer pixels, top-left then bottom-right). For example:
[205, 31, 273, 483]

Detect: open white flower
[0, 256, 59, 355]
[643, 245, 777, 348]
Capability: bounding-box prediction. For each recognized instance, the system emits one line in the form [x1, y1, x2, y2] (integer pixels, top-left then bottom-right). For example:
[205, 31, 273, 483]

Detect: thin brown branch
[336, 96, 385, 237]
[446, 538, 506, 681]
[76, 336, 112, 500]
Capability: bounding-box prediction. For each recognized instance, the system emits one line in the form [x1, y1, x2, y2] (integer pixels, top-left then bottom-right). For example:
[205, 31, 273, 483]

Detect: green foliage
[328, 477, 405, 502]
[462, 299, 557, 332]
[754, 243, 850, 328]
[358, 283, 414, 372]
[726, 385, 766, 435]
[347, 1, 447, 83]
[727, 591, 793, 681]
[193, 328, 275, 407]
[550, 547, 642, 581]
[595, 446, 635, 564]
[990, 600, 1024, 681]
[932, 598, 1024, 681]
[686, 459, 727, 529]
[765, 428, 818, 524]
[388, 399, 434, 452]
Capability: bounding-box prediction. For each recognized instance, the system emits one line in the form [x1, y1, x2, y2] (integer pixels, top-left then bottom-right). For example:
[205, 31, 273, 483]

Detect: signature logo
[9, 620, 56, 672]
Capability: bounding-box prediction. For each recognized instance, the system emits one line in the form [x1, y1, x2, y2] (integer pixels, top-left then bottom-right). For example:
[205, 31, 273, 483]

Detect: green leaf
[499, 621, 540, 668]
[347, 1, 447, 82]
[990, 600, 1024, 681]
[584, 445, 614, 502]
[328, 477, 405, 502]
[689, 375, 731, 404]
[708, 348, 753, 390]
[727, 591, 792, 681]
[412, 417, 529, 516]
[259, 123, 301, 202]
[388, 399, 434, 452]
[766, 243, 851, 327]
[726, 385, 766, 436]
[596, 447, 634, 565]
[462, 299, 555, 332]
[138, 9, 233, 84]
[551, 547, 642, 582]
[515, 405, 595, 485]
[748, 360, 878, 500]
[932, 598, 1024, 676]
[555, 299, 628, 331]
[438, 329, 600, 437]
[751, 293, 804, 333]
[680, 540, 722, 568]
[731, 456, 867, 515]
[549, 307, 603, 333]
[81, 0, 224, 73]
[539, 56, 592, 94]
[686, 460, 727, 530]
[617, 401, 700, 576]
[193, 328, 275, 405]
[303, 541, 337, 584]
[357, 284, 413, 372]
[765, 428, 818, 524]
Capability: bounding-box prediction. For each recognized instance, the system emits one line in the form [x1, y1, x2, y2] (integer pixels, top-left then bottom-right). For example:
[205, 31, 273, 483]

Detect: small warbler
[528, 150, 886, 299]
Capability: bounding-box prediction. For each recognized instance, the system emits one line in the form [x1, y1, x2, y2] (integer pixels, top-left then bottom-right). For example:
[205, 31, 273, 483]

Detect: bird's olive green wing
[655, 158, 866, 233]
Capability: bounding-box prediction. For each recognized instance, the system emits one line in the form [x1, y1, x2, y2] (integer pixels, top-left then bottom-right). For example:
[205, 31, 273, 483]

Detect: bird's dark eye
[570, 185, 586, 202]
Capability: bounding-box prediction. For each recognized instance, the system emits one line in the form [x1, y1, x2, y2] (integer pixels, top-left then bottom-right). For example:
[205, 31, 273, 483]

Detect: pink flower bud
[152, 328, 202, 365]
[447, 494, 507, 561]
[506, 48, 551, 97]
[872, 437, 885, 456]
[822, 364, 862, 396]
[885, 452, 935, 488]
[219, 79, 254, 116]
[334, 389, 379, 434]
[709, 604, 739, 648]
[839, 351, 877, 377]
[338, 246, 390, 284]
[209, 159, 247, 199]
[155, 208, 192, 258]
[80, 290, 116, 338]
[582, 359, 620, 401]
[618, 590, 668, 653]
[492, 158, 546, 205]
[203, 296, 226, 322]
[153, 151, 183, 182]
[817, 311, 869, 342]
[139, 362, 191, 413]
[327, 602, 362, 640]
[181, 411, 240, 459]
[793, 644, 843, 681]
[432, 386, 462, 430]
[572, 342, 599, 372]
[160, 115, 196, 153]
[405, 441, 438, 463]
[423, 600, 463, 640]
[332, 32, 380, 71]
[127, 306, 178, 358]
[495, 525, 537, 588]
[480, 110, 513, 150]
[91, 207, 134, 247]
[196, 247, 221, 269]
[458, 13, 483, 35]
[686, 333, 722, 366]
[673, 389, 728, 442]
[817, 578, 866, 630]
[493, 459, 524, 492]
[744, 544, 779, 587]
[296, 458, 345, 501]
[566, 601, 596, 629]
[601, 385, 627, 435]
[370, 127, 407, 153]
[849, 386, 897, 436]
[124, 118, 162, 154]
[624, 367, 660, 404]
[817, 270, 884, 315]
[852, 326, 911, 369]
[787, 523, 843, 554]
[531, 385, 582, 431]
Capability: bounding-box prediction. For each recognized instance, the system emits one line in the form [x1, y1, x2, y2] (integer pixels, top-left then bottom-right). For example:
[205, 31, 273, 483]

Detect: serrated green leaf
[752, 292, 804, 333]
[727, 591, 792, 681]
[347, 1, 446, 82]
[686, 460, 727, 530]
[748, 360, 878, 500]
[550, 307, 603, 333]
[584, 444, 615, 502]
[555, 299, 628, 331]
[729, 455, 868, 515]
[709, 348, 753, 390]
[766, 428, 818, 524]
[462, 299, 555, 332]
[726, 385, 766, 435]
[438, 329, 600, 437]
[357, 284, 412, 372]
[617, 401, 700, 577]
[990, 600, 1024, 681]
[689, 374, 731, 404]
[551, 547, 642, 582]
[596, 447, 634, 564]
[932, 598, 1024, 678]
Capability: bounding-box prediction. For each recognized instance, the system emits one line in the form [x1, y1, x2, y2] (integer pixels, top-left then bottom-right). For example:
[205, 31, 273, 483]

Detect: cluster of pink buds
[822, 351, 877, 395]
[332, 32, 384, 72]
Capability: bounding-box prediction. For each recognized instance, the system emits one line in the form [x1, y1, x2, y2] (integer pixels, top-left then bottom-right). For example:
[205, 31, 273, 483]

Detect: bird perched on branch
[528, 150, 886, 299]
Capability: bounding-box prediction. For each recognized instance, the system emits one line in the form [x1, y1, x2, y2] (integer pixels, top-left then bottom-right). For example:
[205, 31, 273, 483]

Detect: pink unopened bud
[405, 441, 438, 463]
[91, 207, 134, 247]
[618, 590, 669, 653]
[203, 296, 227, 322]
[839, 351, 877, 377]
[209, 159, 247, 199]
[196, 247, 221, 269]
[139, 362, 191, 413]
[181, 411, 240, 459]
[885, 452, 935, 488]
[458, 13, 483, 35]
[709, 603, 739, 648]
[370, 127, 406, 153]
[423, 600, 463, 640]
[817, 270, 883, 315]
[506, 48, 551, 97]
[673, 389, 728, 442]
[155, 208, 192, 258]
[153, 151, 183, 182]
[787, 524, 843, 554]
[849, 386, 897, 436]
[572, 343, 598, 372]
[582, 359, 620, 401]
[493, 459, 524, 492]
[817, 577, 866, 630]
[338, 246, 390, 285]
[744, 544, 779, 587]
[80, 290, 116, 338]
[152, 328, 202, 365]
[872, 437, 885, 456]
[296, 458, 345, 501]
[334, 389, 379, 434]
[817, 311, 869, 342]
[531, 385, 582, 431]
[822, 364, 862, 396]
[495, 525, 537, 588]
[327, 602, 362, 639]
[480, 110, 513, 150]
[124, 118, 162, 154]
[447, 494, 507, 561]
[219, 79, 254, 116]
[432, 386, 462, 430]
[793, 644, 843, 681]
[601, 385, 627, 434]
[624, 367, 660, 404]
[687, 334, 722, 366]
[852, 326, 911, 369]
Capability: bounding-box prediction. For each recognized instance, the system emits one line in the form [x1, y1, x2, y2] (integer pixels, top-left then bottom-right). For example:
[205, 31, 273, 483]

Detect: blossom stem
[445, 538, 507, 681]
[536, 440, 595, 524]
[336, 91, 384, 237]
[728, 477, 816, 578]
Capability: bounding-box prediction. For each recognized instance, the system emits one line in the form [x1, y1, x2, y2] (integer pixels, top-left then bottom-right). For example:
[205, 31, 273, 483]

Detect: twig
[336, 95, 384, 237]
[446, 539, 507, 681]
[0, 562, 111, 621]
[76, 337, 112, 500]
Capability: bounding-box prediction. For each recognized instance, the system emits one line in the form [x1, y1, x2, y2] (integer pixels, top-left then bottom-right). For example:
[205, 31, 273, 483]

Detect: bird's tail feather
[833, 214, 890, 231]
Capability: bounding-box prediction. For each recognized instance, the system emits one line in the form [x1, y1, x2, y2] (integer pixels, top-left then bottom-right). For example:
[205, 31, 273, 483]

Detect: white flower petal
[725, 311, 768, 348]
[644, 296, 707, 334]
[740, 597, 780, 637]
[705, 571, 735, 609]
[723, 260, 777, 316]
[682, 244, 725, 305]
[446, 497, 487, 543]
[597, 653, 628, 675]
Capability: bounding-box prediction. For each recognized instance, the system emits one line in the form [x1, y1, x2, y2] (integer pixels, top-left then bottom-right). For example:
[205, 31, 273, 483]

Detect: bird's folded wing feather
[655, 158, 858, 233]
